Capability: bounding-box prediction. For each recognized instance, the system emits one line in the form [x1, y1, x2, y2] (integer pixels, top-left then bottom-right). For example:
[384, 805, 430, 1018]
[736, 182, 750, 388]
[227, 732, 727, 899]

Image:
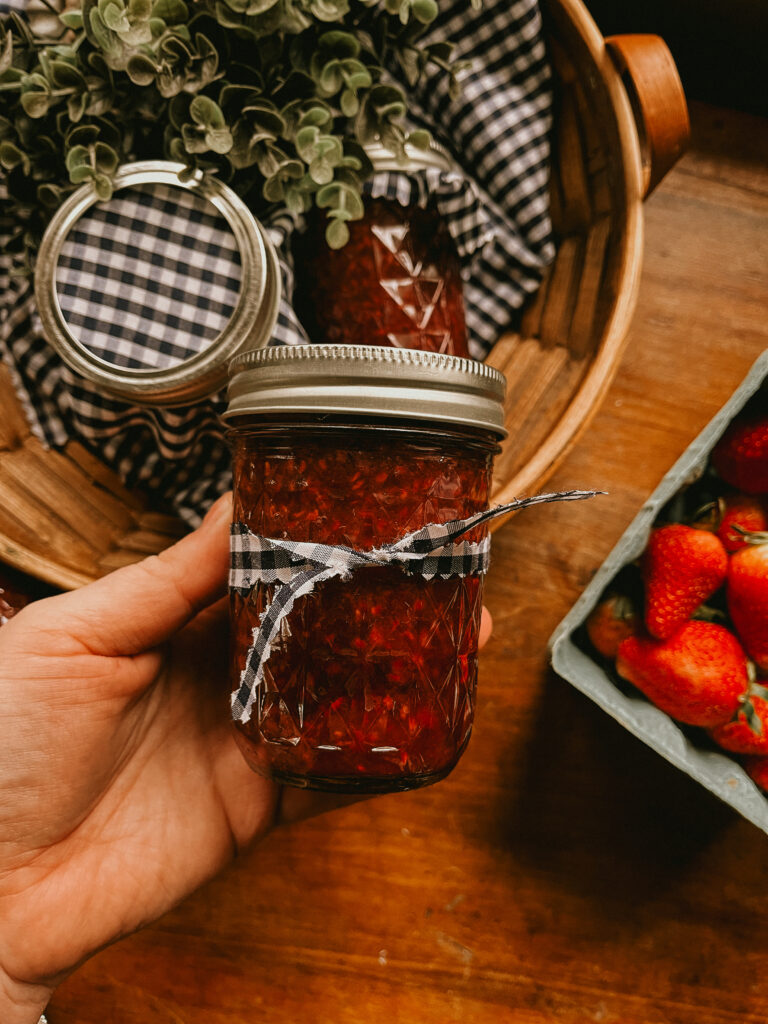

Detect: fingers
[49, 493, 233, 657]
[479, 606, 493, 649]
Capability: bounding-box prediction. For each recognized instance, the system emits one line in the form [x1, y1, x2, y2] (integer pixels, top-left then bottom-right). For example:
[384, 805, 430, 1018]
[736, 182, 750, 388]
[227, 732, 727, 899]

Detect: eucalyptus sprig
[0, 0, 468, 264]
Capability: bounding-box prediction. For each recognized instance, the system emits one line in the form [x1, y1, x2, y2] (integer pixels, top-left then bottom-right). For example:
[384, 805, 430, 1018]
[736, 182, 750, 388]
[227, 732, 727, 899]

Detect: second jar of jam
[295, 143, 469, 358]
[224, 345, 506, 793]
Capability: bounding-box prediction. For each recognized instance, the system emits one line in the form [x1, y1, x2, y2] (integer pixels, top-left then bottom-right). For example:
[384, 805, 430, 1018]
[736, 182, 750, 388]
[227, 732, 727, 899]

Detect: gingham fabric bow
[229, 490, 599, 723]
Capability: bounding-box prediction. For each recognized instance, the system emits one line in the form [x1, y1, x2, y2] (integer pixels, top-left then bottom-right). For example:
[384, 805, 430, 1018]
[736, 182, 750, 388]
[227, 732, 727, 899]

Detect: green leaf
[126, 52, 158, 85]
[69, 162, 94, 183]
[65, 144, 91, 170]
[101, 1, 129, 32]
[93, 171, 113, 199]
[51, 61, 87, 90]
[205, 126, 233, 153]
[151, 0, 188, 22]
[407, 128, 430, 150]
[128, 0, 153, 21]
[190, 94, 224, 128]
[317, 30, 359, 58]
[295, 124, 319, 161]
[410, 0, 437, 23]
[340, 89, 357, 117]
[297, 106, 331, 129]
[59, 10, 85, 29]
[308, 154, 333, 184]
[68, 124, 100, 146]
[316, 180, 363, 218]
[0, 141, 30, 174]
[308, 0, 349, 21]
[94, 140, 119, 172]
[168, 135, 186, 161]
[38, 182, 64, 207]
[0, 28, 13, 76]
[20, 90, 52, 119]
[181, 122, 206, 152]
[325, 217, 348, 249]
[67, 91, 87, 122]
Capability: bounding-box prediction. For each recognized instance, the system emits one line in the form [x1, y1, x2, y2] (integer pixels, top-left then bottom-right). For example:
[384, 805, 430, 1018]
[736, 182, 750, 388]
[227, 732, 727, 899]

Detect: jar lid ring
[34, 160, 281, 407]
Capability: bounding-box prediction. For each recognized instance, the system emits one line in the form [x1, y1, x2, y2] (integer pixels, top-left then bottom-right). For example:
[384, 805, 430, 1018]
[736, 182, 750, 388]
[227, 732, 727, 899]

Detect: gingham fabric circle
[56, 184, 242, 370]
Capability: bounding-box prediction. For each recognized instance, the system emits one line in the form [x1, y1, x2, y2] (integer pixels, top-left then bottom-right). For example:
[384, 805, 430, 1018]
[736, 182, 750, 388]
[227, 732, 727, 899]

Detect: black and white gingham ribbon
[230, 490, 598, 723]
[1, 0, 553, 527]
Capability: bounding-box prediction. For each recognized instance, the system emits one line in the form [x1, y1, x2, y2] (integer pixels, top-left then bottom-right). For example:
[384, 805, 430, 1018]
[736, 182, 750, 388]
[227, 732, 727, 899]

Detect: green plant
[0, 0, 469, 265]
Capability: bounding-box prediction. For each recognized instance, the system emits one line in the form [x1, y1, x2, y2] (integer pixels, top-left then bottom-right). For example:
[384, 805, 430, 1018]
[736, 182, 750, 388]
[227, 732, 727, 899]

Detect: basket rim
[1, 0, 654, 586]
[489, 0, 647, 529]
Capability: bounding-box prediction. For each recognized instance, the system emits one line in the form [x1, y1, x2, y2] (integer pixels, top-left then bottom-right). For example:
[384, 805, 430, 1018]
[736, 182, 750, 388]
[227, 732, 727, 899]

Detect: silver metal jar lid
[224, 345, 507, 438]
[364, 140, 454, 174]
[34, 160, 281, 407]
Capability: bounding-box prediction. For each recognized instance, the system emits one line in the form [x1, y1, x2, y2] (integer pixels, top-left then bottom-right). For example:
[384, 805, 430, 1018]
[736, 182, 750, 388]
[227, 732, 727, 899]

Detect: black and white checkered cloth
[230, 491, 599, 723]
[0, 0, 554, 526]
[57, 184, 243, 370]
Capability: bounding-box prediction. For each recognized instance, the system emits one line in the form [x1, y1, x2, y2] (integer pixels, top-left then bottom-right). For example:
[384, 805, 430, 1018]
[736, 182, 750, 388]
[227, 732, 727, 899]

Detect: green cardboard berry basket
[549, 350, 768, 834]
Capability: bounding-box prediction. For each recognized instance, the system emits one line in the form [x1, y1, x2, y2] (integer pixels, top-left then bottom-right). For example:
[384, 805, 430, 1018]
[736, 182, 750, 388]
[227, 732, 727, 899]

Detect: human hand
[0, 494, 492, 1023]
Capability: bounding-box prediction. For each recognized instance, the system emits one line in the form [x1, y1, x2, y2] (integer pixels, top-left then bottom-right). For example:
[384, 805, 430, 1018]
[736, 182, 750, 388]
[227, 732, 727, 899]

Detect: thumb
[48, 493, 233, 657]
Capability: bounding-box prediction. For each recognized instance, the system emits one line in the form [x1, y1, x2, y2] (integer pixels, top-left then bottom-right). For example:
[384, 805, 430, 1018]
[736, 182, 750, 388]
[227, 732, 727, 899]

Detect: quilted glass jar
[295, 144, 469, 358]
[224, 346, 506, 793]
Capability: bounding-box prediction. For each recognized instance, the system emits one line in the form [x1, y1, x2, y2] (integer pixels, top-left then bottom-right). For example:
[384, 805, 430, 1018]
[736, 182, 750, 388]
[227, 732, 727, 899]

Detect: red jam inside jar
[295, 197, 469, 358]
[229, 423, 498, 793]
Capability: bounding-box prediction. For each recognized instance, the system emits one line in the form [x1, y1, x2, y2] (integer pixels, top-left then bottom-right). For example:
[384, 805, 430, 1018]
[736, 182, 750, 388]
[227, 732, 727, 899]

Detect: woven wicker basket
[0, 0, 689, 590]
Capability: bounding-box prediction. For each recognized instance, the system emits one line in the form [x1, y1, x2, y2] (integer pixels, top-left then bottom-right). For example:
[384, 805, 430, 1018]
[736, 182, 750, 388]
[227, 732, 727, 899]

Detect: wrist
[0, 965, 52, 1024]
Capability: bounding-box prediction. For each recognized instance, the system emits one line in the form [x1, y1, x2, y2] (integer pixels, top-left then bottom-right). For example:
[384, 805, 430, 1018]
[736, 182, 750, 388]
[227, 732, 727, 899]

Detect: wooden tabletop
[50, 101, 768, 1024]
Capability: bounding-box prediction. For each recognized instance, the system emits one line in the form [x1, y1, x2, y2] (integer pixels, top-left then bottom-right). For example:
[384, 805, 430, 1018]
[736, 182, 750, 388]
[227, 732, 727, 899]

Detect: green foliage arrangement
[0, 0, 469, 265]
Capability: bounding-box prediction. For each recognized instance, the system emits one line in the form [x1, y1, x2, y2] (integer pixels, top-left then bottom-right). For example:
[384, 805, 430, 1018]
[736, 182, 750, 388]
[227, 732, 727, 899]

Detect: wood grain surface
[48, 101, 768, 1023]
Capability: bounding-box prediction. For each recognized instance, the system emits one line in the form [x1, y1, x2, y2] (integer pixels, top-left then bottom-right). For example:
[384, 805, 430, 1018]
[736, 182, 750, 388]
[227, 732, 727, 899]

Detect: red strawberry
[0, 574, 29, 627]
[711, 415, 768, 494]
[586, 593, 638, 658]
[716, 494, 768, 553]
[744, 756, 768, 794]
[727, 535, 768, 671]
[642, 524, 728, 639]
[616, 621, 748, 727]
[710, 684, 768, 755]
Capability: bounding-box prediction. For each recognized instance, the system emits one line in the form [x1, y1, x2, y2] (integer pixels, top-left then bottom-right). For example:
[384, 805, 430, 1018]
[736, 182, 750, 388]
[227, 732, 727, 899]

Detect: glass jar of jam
[294, 143, 469, 358]
[224, 345, 505, 793]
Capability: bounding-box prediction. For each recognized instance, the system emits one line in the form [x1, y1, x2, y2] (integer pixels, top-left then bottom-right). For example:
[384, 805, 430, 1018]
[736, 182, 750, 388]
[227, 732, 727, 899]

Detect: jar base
[271, 762, 458, 794]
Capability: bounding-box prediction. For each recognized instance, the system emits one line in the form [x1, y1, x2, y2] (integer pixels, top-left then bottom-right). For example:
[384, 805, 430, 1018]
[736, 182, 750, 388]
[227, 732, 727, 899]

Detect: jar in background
[294, 144, 469, 358]
[224, 346, 505, 793]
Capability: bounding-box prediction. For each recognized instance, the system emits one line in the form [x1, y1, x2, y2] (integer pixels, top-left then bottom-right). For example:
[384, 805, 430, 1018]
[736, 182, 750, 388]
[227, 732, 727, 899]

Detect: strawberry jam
[225, 345, 506, 793]
[296, 199, 469, 358]
[229, 424, 497, 792]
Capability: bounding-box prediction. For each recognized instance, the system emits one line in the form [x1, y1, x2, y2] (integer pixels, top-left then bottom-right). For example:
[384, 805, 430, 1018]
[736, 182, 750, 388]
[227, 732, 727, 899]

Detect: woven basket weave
[0, 0, 689, 590]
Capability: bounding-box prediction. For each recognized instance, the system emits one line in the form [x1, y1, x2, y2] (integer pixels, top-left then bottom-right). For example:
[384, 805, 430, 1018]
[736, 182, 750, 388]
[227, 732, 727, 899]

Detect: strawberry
[642, 524, 728, 639]
[716, 494, 768, 553]
[616, 621, 748, 727]
[0, 573, 29, 627]
[711, 414, 768, 494]
[744, 756, 768, 794]
[710, 682, 768, 755]
[727, 533, 768, 671]
[586, 593, 638, 658]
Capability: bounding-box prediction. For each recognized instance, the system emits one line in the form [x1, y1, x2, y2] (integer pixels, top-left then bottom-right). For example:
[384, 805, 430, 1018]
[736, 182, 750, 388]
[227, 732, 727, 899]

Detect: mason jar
[224, 345, 505, 793]
[294, 143, 469, 358]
